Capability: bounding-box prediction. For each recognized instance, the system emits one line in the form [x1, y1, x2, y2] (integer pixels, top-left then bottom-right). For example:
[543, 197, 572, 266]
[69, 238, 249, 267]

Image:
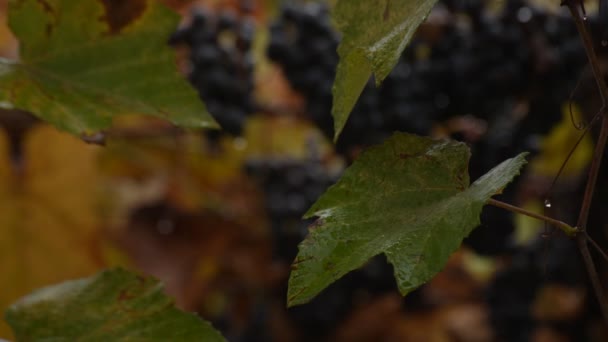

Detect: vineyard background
[0, 0, 607, 341]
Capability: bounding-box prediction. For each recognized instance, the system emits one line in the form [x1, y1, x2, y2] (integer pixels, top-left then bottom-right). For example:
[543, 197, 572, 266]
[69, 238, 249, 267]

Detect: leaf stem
[577, 118, 608, 230]
[573, 120, 608, 327]
[486, 199, 577, 237]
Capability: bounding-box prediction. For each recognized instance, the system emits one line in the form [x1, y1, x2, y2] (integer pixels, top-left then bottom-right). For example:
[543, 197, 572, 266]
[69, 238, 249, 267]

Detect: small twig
[546, 111, 601, 200]
[568, 67, 589, 130]
[487, 199, 577, 237]
[587, 234, 608, 264]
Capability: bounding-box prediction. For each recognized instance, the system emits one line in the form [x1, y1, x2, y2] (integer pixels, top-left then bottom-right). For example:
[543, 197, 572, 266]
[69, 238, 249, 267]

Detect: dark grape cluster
[267, 0, 592, 158]
[170, 6, 256, 135]
[244, 157, 339, 261]
[267, 2, 386, 153]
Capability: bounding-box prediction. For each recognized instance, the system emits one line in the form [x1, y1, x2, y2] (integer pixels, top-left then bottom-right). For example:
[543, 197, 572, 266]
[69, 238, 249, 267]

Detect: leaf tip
[286, 288, 307, 308]
[511, 151, 530, 171]
[206, 120, 222, 130]
[332, 129, 341, 143]
[331, 110, 343, 143]
[518, 151, 530, 160]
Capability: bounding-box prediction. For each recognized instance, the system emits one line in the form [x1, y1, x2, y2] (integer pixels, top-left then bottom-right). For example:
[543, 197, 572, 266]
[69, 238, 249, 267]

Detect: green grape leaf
[331, 0, 438, 139]
[0, 0, 218, 135]
[5, 268, 225, 341]
[288, 133, 527, 306]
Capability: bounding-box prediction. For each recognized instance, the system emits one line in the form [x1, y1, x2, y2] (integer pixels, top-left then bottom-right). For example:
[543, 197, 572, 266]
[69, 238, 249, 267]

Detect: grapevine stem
[563, 0, 608, 327]
[486, 199, 577, 236]
[577, 234, 608, 325]
[563, 1, 608, 102]
[573, 118, 608, 326]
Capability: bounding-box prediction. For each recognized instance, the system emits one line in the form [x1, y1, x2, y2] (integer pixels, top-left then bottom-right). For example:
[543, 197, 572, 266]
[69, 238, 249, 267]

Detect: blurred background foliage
[0, 0, 607, 341]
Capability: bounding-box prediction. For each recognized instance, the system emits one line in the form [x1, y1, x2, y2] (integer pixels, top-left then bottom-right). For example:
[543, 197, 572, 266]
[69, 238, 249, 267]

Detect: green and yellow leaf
[0, 125, 105, 337]
[0, 0, 217, 136]
[5, 268, 225, 341]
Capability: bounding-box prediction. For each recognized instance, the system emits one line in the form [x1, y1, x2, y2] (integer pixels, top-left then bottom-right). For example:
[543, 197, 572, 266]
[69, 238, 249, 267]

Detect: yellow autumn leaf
[0, 125, 105, 338]
[530, 103, 593, 178]
[244, 115, 333, 159]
